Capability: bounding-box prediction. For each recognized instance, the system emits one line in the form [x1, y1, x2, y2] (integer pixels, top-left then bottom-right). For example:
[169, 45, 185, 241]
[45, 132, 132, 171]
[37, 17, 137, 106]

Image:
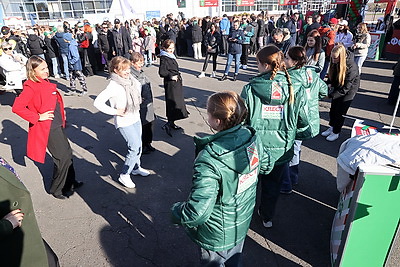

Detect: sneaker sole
[118, 178, 136, 188]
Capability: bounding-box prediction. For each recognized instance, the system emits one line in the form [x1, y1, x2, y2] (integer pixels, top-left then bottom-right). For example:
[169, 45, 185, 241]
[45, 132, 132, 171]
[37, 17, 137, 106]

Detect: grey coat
[131, 67, 155, 124]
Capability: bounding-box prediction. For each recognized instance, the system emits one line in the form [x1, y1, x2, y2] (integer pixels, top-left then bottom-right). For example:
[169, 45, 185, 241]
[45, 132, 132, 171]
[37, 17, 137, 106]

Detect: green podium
[331, 165, 400, 266]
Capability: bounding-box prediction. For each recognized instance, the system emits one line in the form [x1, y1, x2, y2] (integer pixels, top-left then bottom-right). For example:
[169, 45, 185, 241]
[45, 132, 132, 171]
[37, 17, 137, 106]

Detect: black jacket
[203, 30, 221, 54]
[111, 26, 132, 56]
[98, 30, 113, 53]
[328, 51, 360, 101]
[192, 24, 203, 43]
[43, 37, 58, 58]
[257, 19, 266, 37]
[27, 34, 45, 55]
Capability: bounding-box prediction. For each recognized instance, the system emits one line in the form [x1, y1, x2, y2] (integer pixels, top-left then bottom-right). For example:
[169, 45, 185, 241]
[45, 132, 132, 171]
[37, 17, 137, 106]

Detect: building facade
[1, 0, 336, 23]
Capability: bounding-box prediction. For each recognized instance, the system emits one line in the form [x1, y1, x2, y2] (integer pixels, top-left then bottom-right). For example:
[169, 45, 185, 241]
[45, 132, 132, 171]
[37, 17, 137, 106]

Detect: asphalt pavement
[0, 54, 398, 266]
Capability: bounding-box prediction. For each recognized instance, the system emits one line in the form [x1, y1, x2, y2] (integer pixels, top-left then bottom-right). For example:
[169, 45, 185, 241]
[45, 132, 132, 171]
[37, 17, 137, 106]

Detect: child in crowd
[241, 45, 311, 228]
[280, 46, 328, 194]
[171, 91, 264, 266]
[63, 33, 88, 96]
[94, 56, 150, 189]
[143, 28, 155, 67]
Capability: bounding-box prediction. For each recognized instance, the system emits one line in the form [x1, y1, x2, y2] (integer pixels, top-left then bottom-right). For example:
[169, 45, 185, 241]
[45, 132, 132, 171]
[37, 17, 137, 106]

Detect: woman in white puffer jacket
[0, 41, 27, 95]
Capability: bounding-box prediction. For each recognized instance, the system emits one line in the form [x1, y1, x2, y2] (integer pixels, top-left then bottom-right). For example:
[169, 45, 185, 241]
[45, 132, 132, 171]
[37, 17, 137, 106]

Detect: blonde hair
[329, 44, 347, 87]
[357, 22, 368, 34]
[26, 55, 46, 82]
[207, 91, 247, 131]
[109, 56, 131, 74]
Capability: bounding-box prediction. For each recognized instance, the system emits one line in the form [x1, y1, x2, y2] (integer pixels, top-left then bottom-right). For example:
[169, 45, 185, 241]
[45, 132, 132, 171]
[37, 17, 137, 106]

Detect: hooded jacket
[288, 66, 328, 137]
[171, 124, 266, 251]
[241, 71, 311, 171]
[191, 24, 203, 43]
[53, 32, 69, 54]
[27, 34, 45, 55]
[219, 17, 230, 36]
[64, 33, 82, 71]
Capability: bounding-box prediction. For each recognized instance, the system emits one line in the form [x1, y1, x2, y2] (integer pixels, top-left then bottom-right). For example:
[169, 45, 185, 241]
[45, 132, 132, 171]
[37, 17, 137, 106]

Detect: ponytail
[282, 64, 294, 105]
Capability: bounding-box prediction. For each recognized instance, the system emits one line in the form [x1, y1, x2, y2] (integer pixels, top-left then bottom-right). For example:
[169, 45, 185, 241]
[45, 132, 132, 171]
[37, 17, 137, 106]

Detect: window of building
[63, 11, 74, 18]
[72, 2, 83, 11]
[95, 1, 106, 9]
[83, 1, 95, 10]
[61, 2, 72, 11]
[25, 3, 36, 12]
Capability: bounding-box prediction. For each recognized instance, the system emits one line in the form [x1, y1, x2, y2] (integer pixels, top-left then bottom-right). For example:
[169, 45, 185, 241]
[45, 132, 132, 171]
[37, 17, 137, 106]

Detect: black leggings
[202, 52, 218, 72]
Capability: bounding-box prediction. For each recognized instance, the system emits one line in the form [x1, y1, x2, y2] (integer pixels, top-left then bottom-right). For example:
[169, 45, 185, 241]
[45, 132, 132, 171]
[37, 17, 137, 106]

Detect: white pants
[192, 42, 202, 59]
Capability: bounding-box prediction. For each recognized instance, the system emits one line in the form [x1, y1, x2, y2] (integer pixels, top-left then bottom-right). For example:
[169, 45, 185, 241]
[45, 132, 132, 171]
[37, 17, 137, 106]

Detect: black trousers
[388, 75, 400, 104]
[329, 97, 353, 134]
[259, 163, 287, 222]
[46, 127, 76, 196]
[240, 44, 250, 65]
[142, 121, 154, 146]
[202, 52, 218, 72]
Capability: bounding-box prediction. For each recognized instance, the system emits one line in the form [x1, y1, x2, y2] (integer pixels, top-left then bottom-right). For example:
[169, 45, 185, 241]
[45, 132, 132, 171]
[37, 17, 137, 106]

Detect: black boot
[233, 74, 238, 81]
[161, 122, 172, 137]
[220, 74, 227, 81]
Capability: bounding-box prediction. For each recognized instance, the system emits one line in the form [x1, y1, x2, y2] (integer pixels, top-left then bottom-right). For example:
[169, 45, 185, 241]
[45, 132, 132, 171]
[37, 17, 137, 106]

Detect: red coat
[12, 78, 66, 164]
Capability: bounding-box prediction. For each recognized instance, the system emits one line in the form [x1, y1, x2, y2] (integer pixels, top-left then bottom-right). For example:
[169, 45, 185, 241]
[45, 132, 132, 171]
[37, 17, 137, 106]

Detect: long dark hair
[287, 46, 307, 69]
[304, 29, 322, 62]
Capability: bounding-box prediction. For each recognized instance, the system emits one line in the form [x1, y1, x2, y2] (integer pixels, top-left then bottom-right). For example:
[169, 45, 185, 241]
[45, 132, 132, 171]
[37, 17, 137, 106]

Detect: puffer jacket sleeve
[12, 83, 40, 125]
[295, 90, 312, 140]
[171, 157, 219, 227]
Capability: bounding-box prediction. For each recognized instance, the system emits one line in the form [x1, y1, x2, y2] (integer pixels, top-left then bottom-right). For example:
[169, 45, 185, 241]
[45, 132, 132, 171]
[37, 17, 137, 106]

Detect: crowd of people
[0, 9, 399, 266]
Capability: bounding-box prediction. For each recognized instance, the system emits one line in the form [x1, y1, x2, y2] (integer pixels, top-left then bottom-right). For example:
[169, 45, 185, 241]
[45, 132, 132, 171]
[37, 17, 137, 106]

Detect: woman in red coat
[12, 55, 83, 199]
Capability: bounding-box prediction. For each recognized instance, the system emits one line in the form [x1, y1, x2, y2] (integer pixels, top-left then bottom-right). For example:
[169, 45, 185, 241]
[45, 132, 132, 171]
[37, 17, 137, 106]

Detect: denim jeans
[281, 140, 301, 192]
[37, 54, 45, 60]
[51, 57, 60, 76]
[259, 163, 287, 222]
[61, 53, 70, 79]
[224, 53, 241, 75]
[145, 50, 152, 65]
[118, 121, 142, 175]
[320, 57, 330, 79]
[200, 240, 244, 267]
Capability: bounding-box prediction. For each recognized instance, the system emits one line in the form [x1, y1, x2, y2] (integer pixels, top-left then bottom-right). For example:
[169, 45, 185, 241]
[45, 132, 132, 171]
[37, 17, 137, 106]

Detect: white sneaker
[131, 167, 150, 177]
[118, 174, 136, 188]
[326, 132, 339, 142]
[54, 74, 60, 78]
[321, 127, 333, 137]
[242, 65, 248, 70]
[211, 71, 216, 78]
[197, 72, 205, 78]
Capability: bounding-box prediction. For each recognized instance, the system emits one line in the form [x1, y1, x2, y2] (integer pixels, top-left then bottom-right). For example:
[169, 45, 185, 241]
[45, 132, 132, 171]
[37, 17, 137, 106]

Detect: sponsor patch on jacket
[246, 142, 259, 170]
[237, 168, 257, 195]
[262, 104, 284, 119]
[271, 81, 282, 100]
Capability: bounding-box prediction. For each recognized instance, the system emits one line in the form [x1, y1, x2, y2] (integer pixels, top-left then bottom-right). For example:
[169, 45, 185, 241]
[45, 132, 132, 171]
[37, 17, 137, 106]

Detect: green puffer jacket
[288, 66, 328, 137]
[171, 124, 267, 251]
[241, 71, 311, 172]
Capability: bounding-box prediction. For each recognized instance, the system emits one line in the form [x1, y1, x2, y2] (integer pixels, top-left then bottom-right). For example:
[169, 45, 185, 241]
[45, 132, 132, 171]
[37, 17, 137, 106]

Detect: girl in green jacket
[241, 45, 311, 228]
[171, 91, 264, 266]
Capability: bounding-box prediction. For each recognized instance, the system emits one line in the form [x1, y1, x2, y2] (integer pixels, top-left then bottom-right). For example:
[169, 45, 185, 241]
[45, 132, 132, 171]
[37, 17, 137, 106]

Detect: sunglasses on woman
[3, 47, 12, 51]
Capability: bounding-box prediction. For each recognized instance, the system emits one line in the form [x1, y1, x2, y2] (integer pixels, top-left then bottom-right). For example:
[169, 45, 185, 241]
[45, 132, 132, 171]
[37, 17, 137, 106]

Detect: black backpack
[321, 29, 332, 52]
